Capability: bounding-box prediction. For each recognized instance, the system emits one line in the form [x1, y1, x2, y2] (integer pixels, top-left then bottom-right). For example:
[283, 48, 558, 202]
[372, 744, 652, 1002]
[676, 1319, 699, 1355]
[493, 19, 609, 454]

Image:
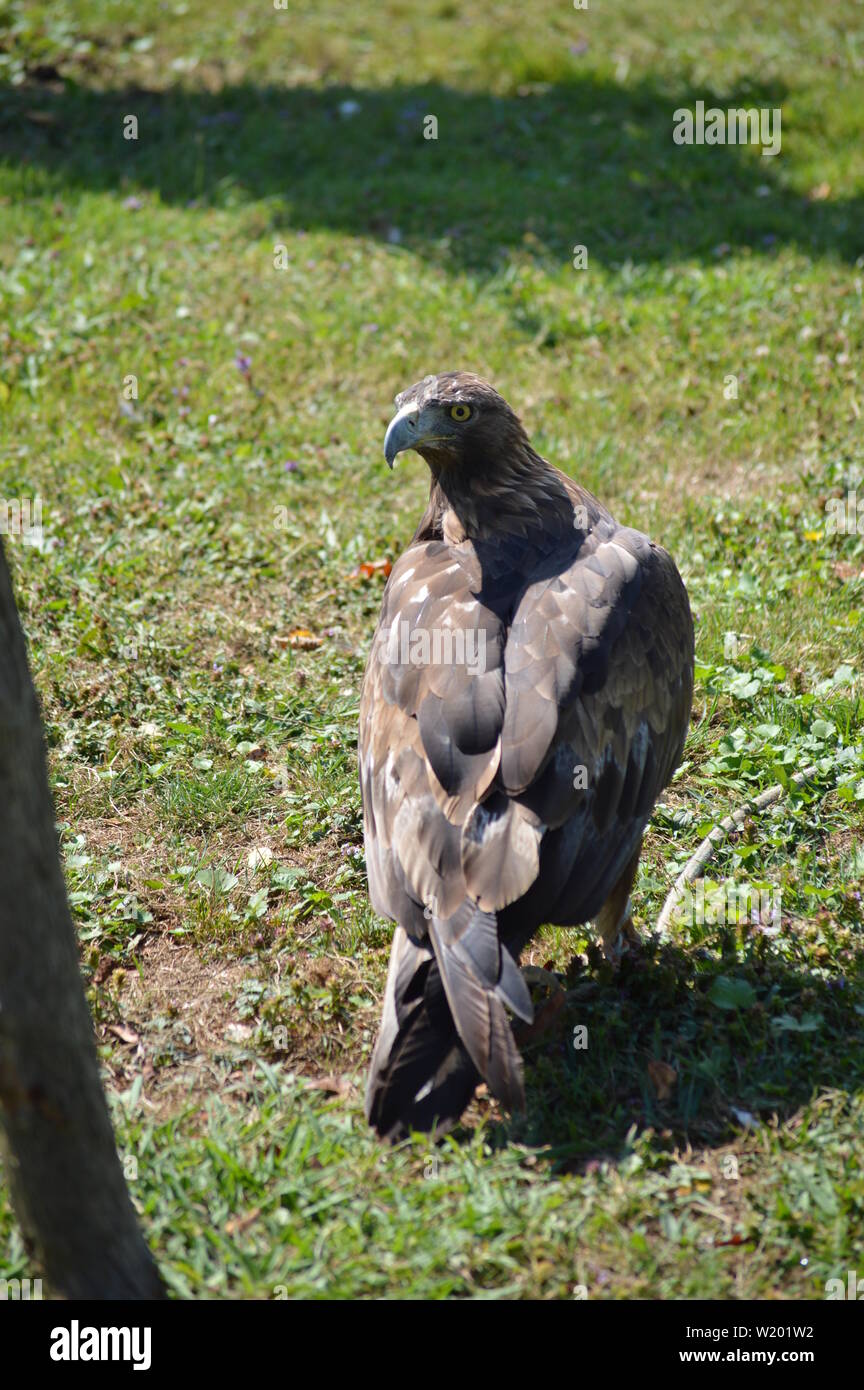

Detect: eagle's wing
[360, 536, 506, 926]
[487, 517, 694, 935]
[361, 487, 693, 1138]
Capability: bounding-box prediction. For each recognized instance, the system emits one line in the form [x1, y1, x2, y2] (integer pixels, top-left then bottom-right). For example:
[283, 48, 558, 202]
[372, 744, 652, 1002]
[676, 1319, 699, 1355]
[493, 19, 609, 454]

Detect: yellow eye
[450, 403, 472, 421]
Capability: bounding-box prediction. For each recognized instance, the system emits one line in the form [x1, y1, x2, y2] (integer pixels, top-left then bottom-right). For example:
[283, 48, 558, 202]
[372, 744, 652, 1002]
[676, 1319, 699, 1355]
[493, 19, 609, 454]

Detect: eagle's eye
[450, 403, 472, 421]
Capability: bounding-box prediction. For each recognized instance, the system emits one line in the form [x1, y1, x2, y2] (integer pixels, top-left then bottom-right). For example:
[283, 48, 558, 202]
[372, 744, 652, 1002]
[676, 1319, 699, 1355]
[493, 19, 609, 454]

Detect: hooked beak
[383, 400, 454, 469]
[383, 400, 420, 469]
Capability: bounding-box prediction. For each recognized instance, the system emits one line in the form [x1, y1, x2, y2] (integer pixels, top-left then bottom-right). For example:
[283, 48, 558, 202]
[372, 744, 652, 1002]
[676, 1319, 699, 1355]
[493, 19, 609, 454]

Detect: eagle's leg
[595, 841, 643, 965]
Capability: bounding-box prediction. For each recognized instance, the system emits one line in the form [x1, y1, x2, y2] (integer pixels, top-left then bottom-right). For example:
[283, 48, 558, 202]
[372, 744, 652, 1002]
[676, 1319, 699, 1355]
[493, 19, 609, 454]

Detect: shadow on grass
[473, 932, 864, 1166]
[3, 73, 863, 271]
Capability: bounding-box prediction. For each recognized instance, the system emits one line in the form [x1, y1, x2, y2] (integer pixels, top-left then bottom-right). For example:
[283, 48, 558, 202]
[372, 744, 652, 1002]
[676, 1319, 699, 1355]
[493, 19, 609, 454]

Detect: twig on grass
[655, 763, 823, 937]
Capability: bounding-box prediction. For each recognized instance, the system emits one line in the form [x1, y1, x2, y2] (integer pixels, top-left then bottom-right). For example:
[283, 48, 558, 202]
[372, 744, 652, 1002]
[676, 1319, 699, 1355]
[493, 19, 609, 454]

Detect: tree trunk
[0, 540, 163, 1298]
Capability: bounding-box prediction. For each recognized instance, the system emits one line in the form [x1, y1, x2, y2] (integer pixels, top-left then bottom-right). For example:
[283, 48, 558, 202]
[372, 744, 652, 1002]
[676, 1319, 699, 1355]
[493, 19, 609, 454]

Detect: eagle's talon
[599, 902, 640, 967]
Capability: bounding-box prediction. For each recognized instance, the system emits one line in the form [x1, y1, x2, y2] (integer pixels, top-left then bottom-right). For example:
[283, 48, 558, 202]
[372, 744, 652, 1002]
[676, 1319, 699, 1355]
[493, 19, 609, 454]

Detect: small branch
[655, 763, 823, 937]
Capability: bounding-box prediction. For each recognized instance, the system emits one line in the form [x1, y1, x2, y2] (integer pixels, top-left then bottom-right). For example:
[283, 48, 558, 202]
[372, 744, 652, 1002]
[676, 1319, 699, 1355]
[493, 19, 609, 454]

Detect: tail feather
[365, 906, 532, 1139]
[365, 927, 480, 1141]
[431, 924, 526, 1113]
[445, 905, 533, 1024]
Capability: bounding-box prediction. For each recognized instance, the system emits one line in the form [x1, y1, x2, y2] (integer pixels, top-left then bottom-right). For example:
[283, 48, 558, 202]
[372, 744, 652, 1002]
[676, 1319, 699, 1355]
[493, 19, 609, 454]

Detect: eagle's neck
[417, 445, 574, 544]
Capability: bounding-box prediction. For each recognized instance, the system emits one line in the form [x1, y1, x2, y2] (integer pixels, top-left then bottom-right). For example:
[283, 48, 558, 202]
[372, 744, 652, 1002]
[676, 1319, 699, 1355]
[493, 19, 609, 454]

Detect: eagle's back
[360, 470, 693, 1138]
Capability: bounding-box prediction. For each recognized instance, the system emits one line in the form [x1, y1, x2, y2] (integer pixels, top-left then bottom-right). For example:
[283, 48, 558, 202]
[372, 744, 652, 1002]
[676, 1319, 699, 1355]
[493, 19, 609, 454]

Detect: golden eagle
[360, 373, 693, 1139]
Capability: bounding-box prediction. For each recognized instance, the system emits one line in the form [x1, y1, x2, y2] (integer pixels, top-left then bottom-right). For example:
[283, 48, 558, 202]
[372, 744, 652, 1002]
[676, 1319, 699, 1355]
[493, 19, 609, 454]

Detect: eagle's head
[383, 372, 529, 473]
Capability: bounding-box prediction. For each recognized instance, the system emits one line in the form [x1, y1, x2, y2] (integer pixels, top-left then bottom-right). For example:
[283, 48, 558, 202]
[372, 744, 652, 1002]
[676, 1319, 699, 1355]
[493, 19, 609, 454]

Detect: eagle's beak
[383, 400, 421, 469]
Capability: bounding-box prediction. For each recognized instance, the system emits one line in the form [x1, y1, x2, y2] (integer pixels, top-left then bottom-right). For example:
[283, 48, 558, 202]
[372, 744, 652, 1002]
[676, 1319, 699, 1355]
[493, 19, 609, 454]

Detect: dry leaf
[285, 627, 323, 649]
[833, 561, 863, 582]
[306, 1075, 351, 1097]
[349, 559, 392, 581]
[225, 1207, 262, 1236]
[647, 1059, 677, 1100]
[107, 1024, 141, 1046]
[225, 1022, 254, 1043]
[514, 987, 565, 1043]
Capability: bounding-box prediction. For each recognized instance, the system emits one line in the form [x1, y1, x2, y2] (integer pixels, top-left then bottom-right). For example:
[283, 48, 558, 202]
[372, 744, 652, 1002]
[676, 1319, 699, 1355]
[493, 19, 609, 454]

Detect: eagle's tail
[365, 907, 534, 1141]
[364, 926, 481, 1141]
[428, 904, 533, 1114]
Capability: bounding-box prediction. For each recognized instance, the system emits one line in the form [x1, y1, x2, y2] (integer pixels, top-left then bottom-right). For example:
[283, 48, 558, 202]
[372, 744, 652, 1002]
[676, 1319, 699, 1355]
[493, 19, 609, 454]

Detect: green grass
[0, 0, 862, 1299]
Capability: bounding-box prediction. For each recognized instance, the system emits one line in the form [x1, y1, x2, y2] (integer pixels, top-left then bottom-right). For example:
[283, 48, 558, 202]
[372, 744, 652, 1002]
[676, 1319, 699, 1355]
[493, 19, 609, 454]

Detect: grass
[0, 0, 863, 1299]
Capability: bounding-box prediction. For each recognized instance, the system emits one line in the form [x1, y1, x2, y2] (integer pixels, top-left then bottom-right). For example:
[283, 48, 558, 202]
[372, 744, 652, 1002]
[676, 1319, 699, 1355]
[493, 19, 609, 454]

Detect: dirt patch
[99, 934, 255, 1116]
[98, 930, 369, 1119]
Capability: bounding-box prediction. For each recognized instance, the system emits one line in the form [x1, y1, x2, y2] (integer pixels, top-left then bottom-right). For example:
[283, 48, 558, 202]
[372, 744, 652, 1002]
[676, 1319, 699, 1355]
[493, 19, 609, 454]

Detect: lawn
[0, 0, 862, 1299]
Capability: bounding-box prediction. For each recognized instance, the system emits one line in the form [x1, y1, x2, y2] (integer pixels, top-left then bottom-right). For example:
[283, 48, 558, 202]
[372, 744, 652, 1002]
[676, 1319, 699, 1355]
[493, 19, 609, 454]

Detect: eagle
[359, 372, 693, 1141]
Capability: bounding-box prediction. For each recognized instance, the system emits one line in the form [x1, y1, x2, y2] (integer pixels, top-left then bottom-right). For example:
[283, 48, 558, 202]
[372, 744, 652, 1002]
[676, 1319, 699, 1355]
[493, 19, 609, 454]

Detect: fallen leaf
[225, 1022, 254, 1043]
[108, 1024, 141, 1046]
[247, 845, 274, 871]
[833, 561, 863, 582]
[285, 627, 322, 649]
[647, 1059, 677, 1101]
[349, 559, 392, 581]
[514, 986, 565, 1043]
[305, 1075, 351, 1097]
[92, 957, 115, 986]
[225, 1207, 262, 1237]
